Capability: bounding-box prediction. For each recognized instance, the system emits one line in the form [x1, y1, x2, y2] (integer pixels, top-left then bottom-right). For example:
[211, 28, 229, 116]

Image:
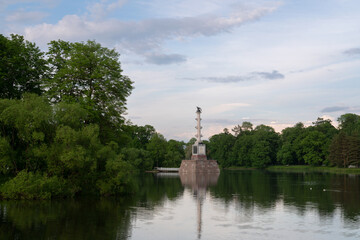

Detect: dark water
[1, 170, 360, 240]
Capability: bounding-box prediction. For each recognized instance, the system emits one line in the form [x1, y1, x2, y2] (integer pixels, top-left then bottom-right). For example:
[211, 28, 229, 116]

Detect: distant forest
[0, 34, 359, 199]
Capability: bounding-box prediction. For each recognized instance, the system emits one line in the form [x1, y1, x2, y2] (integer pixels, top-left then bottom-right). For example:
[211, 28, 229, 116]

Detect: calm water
[1, 170, 360, 240]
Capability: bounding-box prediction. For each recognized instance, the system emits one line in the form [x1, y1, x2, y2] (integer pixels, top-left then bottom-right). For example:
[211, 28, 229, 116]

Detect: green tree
[163, 139, 185, 167]
[329, 133, 360, 167]
[121, 147, 153, 170]
[250, 140, 272, 168]
[251, 125, 280, 167]
[0, 34, 47, 99]
[277, 122, 306, 165]
[45, 40, 133, 141]
[124, 124, 156, 149]
[231, 122, 253, 136]
[54, 102, 89, 130]
[242, 121, 253, 132]
[0, 94, 54, 173]
[0, 137, 15, 174]
[208, 132, 236, 167]
[231, 134, 254, 167]
[48, 124, 101, 177]
[299, 131, 327, 166]
[0, 170, 73, 199]
[277, 142, 295, 165]
[96, 155, 135, 196]
[337, 113, 360, 135]
[146, 133, 168, 167]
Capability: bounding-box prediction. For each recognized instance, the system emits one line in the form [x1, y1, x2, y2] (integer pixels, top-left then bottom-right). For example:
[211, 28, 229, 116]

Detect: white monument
[179, 107, 219, 173]
[192, 107, 206, 158]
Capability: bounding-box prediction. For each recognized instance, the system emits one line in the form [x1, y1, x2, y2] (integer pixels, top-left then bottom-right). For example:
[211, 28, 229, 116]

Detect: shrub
[97, 155, 136, 196]
[0, 170, 75, 199]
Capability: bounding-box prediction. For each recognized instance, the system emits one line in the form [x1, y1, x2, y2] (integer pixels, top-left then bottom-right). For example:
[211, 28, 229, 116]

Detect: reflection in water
[1, 171, 360, 240]
[179, 172, 219, 239]
[0, 198, 133, 240]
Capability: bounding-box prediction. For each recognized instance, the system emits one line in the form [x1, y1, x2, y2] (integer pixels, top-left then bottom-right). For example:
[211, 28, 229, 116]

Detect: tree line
[1, 34, 359, 199]
[206, 115, 360, 169]
[0, 34, 185, 199]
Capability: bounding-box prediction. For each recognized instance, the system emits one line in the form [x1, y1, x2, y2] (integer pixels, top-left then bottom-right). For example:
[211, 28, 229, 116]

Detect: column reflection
[179, 172, 219, 239]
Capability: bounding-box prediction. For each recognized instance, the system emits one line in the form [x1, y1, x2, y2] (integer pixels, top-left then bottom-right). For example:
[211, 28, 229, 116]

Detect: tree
[124, 124, 156, 149]
[0, 34, 47, 99]
[96, 155, 135, 195]
[231, 134, 253, 167]
[146, 133, 167, 167]
[208, 133, 236, 167]
[312, 117, 331, 126]
[250, 140, 272, 168]
[312, 118, 337, 139]
[277, 122, 306, 165]
[231, 124, 241, 136]
[277, 142, 296, 165]
[242, 121, 253, 132]
[231, 121, 253, 136]
[45, 40, 133, 131]
[299, 131, 327, 166]
[164, 140, 185, 167]
[121, 147, 153, 170]
[251, 125, 280, 167]
[0, 94, 54, 173]
[329, 133, 360, 168]
[0, 137, 15, 174]
[337, 113, 360, 136]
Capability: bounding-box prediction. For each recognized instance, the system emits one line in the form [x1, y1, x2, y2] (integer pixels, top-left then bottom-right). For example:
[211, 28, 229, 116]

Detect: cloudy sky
[1, 0, 360, 141]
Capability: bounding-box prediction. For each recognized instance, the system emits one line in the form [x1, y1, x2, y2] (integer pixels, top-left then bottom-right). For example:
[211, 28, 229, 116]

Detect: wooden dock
[155, 167, 179, 172]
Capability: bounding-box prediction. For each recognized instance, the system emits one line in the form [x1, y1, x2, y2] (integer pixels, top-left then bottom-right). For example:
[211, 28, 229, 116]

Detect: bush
[97, 155, 136, 196]
[0, 170, 75, 199]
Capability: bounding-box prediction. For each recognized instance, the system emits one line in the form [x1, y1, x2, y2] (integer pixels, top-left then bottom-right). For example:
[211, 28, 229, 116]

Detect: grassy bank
[267, 165, 360, 174]
[224, 166, 259, 170]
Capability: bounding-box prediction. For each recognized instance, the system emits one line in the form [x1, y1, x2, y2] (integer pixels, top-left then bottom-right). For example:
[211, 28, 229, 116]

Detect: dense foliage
[0, 34, 47, 99]
[207, 116, 360, 169]
[0, 35, 185, 199]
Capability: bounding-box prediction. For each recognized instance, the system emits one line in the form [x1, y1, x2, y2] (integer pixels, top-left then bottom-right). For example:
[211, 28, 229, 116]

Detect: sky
[1, 0, 360, 141]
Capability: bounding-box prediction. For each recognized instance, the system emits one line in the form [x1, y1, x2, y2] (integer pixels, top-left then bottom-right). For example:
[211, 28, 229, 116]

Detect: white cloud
[145, 53, 187, 65]
[188, 70, 285, 83]
[344, 48, 360, 55]
[86, 0, 127, 20]
[6, 10, 48, 23]
[0, 0, 57, 9]
[24, 3, 278, 64]
[209, 103, 251, 114]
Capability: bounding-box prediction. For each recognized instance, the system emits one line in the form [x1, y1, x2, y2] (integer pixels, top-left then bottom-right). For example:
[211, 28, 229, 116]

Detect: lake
[1, 170, 360, 240]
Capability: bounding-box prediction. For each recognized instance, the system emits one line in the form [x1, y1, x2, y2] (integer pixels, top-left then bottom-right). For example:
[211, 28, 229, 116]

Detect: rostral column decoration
[192, 107, 207, 160]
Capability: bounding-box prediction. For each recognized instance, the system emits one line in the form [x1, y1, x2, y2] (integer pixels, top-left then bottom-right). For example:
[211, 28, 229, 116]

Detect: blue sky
[1, 0, 360, 141]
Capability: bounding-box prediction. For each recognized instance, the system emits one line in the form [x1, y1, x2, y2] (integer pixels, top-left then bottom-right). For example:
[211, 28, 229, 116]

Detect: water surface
[1, 170, 360, 239]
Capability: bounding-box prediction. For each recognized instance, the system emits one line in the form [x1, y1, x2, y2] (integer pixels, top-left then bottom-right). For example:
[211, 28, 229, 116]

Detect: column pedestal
[179, 158, 220, 174]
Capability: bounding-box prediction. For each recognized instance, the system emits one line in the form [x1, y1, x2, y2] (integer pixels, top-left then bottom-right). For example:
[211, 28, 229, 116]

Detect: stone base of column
[179, 159, 220, 174]
[191, 154, 207, 160]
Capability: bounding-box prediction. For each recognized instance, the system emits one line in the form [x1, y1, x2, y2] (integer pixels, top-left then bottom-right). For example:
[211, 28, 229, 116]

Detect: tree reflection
[0, 198, 133, 240]
[1, 171, 360, 239]
[210, 170, 360, 223]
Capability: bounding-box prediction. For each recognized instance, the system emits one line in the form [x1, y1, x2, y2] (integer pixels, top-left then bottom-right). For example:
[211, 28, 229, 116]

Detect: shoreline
[223, 165, 360, 174]
[267, 165, 360, 174]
